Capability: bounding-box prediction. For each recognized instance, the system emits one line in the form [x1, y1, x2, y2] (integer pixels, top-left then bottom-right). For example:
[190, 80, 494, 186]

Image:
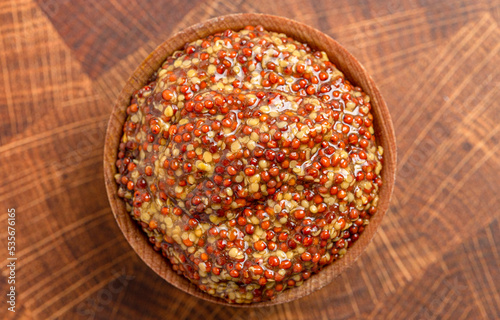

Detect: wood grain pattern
[1, 0, 499, 319]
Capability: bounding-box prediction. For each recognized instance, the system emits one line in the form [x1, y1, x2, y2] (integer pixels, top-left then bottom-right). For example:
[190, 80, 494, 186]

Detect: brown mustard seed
[116, 26, 383, 304]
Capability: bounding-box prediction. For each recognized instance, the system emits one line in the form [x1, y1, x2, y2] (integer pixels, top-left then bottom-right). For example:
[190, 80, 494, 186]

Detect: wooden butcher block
[0, 0, 498, 319]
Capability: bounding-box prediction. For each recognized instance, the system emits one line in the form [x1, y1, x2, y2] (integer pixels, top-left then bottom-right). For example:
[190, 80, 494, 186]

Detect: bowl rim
[103, 12, 397, 307]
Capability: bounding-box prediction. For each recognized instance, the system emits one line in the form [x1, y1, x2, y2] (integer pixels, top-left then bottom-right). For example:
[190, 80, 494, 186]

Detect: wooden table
[1, 0, 499, 319]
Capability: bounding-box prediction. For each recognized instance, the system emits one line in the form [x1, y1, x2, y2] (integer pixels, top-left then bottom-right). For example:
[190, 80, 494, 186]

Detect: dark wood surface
[1, 0, 499, 319]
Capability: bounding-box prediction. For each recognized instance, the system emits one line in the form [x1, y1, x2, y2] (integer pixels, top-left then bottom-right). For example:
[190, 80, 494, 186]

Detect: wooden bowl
[103, 13, 396, 307]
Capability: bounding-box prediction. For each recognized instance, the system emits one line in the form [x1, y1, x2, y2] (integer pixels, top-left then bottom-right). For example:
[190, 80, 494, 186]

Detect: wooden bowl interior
[104, 13, 396, 307]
